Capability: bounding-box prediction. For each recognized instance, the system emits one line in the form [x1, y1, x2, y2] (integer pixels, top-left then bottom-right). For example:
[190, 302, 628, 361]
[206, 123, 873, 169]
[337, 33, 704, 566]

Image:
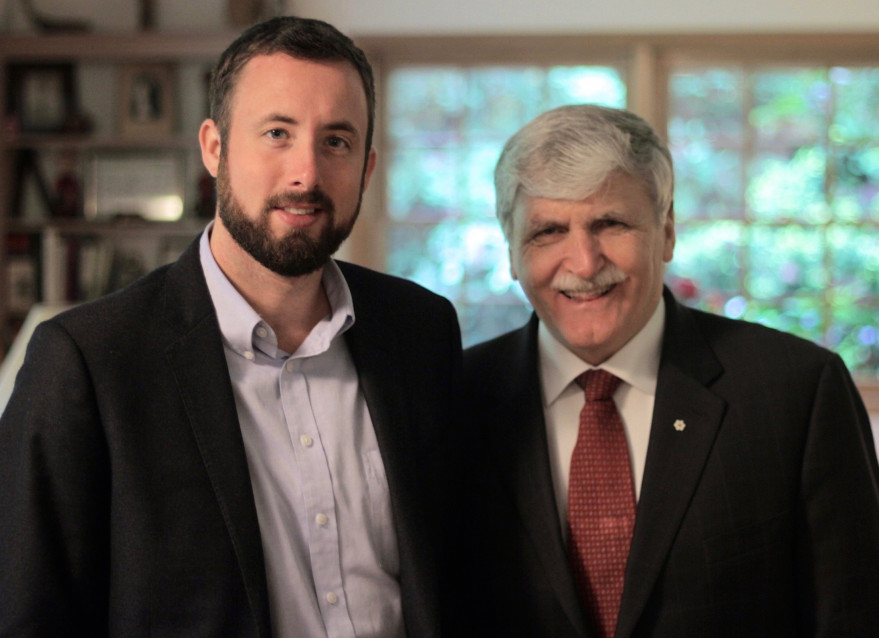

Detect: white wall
[3, 0, 879, 35]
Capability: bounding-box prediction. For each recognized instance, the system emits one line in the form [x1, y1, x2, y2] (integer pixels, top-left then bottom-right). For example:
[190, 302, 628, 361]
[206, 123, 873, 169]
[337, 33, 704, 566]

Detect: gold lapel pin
[673, 419, 686, 432]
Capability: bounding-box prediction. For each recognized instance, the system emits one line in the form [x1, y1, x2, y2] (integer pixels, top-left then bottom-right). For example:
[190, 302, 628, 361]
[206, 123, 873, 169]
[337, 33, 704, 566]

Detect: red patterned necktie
[567, 369, 636, 638]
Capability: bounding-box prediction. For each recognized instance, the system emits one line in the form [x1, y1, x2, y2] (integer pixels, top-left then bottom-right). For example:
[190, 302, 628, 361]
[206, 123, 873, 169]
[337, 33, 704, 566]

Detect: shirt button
[326, 592, 339, 605]
[300, 435, 313, 448]
[255, 326, 268, 338]
[285, 360, 295, 372]
[243, 351, 255, 360]
[315, 513, 329, 527]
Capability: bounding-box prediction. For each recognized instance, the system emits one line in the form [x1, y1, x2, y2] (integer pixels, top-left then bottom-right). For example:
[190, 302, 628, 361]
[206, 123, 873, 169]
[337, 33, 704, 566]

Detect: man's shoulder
[463, 317, 535, 376]
[465, 323, 529, 355]
[51, 237, 205, 334]
[48, 247, 208, 356]
[336, 260, 455, 311]
[668, 298, 842, 388]
[54, 264, 172, 325]
[679, 301, 832, 361]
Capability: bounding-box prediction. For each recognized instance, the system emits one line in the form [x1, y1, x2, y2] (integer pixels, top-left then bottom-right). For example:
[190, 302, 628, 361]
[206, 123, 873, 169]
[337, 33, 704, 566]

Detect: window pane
[666, 222, 743, 311]
[669, 64, 879, 376]
[750, 69, 829, 148]
[747, 148, 829, 223]
[387, 148, 460, 222]
[674, 147, 743, 221]
[386, 65, 625, 346]
[668, 70, 744, 222]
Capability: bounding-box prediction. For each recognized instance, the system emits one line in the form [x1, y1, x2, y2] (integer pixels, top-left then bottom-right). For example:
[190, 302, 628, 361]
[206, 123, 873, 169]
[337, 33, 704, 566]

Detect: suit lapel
[616, 291, 727, 637]
[161, 241, 271, 637]
[339, 263, 440, 633]
[484, 316, 591, 636]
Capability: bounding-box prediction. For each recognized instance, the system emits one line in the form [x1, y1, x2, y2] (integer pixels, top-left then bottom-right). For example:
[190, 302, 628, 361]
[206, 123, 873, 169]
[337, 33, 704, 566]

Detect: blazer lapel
[339, 264, 440, 633]
[616, 290, 727, 637]
[483, 316, 591, 636]
[161, 241, 271, 637]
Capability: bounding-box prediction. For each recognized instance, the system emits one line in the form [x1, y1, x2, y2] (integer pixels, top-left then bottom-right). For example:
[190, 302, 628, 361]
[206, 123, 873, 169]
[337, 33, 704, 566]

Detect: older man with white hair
[461, 103, 879, 638]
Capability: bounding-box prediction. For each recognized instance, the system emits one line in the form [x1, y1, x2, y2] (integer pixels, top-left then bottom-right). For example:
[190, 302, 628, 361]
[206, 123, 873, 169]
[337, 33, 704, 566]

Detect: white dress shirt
[538, 298, 665, 534]
[199, 227, 404, 638]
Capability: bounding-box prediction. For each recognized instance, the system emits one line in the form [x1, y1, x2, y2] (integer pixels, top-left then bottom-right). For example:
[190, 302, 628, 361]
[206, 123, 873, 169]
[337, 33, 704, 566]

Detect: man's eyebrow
[524, 215, 562, 229]
[259, 113, 297, 126]
[257, 114, 360, 137]
[324, 120, 360, 137]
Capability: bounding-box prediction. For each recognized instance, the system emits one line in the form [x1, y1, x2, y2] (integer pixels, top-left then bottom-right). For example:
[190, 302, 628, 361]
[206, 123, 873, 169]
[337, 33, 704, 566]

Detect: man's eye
[595, 219, 626, 231]
[326, 136, 350, 149]
[266, 129, 286, 140]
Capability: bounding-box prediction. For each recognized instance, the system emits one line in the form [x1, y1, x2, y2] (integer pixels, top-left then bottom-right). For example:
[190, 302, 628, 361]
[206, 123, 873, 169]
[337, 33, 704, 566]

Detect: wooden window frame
[351, 32, 879, 404]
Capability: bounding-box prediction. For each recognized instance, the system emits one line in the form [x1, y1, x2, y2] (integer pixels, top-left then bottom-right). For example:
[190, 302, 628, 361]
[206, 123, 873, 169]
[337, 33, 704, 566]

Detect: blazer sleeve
[0, 319, 111, 636]
[797, 352, 879, 635]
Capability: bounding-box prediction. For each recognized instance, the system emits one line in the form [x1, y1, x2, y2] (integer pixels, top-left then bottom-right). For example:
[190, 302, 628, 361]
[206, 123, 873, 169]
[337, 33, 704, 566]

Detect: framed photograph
[118, 64, 176, 138]
[5, 256, 38, 314]
[84, 151, 185, 222]
[6, 64, 77, 133]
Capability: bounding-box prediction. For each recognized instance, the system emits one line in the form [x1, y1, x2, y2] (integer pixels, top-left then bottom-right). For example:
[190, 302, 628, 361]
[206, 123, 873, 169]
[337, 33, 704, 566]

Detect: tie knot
[576, 369, 621, 402]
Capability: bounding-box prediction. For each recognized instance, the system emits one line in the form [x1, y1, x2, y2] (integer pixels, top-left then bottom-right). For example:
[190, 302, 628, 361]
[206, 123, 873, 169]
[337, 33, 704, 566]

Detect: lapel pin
[673, 419, 686, 432]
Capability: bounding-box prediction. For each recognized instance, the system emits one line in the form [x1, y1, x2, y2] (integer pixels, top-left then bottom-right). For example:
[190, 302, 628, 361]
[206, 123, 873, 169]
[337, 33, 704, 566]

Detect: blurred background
[1, 1, 878, 413]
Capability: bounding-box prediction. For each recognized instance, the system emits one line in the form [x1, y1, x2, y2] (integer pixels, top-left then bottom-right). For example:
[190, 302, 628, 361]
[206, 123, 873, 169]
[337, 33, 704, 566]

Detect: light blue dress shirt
[199, 227, 404, 638]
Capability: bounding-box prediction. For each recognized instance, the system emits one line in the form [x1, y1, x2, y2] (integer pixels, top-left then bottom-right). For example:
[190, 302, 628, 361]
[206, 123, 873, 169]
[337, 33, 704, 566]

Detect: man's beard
[215, 155, 362, 277]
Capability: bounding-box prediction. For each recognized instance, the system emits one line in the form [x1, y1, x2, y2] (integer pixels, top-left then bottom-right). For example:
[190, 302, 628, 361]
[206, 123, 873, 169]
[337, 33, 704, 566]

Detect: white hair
[494, 104, 674, 241]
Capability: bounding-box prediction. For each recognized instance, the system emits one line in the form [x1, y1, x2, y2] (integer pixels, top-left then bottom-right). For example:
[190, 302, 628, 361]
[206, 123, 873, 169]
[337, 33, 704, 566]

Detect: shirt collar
[538, 296, 666, 407]
[198, 222, 355, 359]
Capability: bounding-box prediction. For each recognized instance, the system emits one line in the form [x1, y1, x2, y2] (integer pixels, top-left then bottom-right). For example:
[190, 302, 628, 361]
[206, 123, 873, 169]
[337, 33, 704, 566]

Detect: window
[372, 34, 879, 386]
[667, 65, 879, 375]
[385, 65, 626, 345]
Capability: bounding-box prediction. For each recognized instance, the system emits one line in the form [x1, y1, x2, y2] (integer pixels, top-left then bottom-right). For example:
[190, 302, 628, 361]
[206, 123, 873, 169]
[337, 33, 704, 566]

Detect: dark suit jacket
[0, 238, 463, 637]
[461, 288, 879, 637]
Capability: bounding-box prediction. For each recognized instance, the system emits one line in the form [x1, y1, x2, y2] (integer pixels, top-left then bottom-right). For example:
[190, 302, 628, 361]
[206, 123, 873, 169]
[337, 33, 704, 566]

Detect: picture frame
[118, 63, 176, 138]
[5, 256, 38, 314]
[6, 63, 77, 134]
[84, 151, 186, 222]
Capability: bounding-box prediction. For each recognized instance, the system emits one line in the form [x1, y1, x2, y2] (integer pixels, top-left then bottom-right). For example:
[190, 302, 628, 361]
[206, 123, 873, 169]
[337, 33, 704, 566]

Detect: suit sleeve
[0, 320, 110, 636]
[797, 353, 879, 635]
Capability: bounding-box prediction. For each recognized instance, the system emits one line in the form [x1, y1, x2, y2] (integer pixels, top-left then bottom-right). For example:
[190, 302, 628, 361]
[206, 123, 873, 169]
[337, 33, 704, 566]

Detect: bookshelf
[0, 30, 237, 361]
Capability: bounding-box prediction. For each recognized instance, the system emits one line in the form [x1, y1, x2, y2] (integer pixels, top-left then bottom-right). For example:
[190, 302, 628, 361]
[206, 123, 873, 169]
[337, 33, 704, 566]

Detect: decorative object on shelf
[118, 64, 176, 139]
[227, 0, 262, 26]
[5, 257, 37, 314]
[85, 151, 186, 222]
[138, 0, 155, 31]
[9, 148, 54, 217]
[52, 150, 82, 218]
[3, 233, 39, 314]
[228, 0, 289, 26]
[6, 63, 77, 134]
[19, 0, 90, 32]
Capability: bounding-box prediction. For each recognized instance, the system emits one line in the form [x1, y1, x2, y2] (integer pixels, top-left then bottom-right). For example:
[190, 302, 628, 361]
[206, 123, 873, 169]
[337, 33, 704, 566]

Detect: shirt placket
[280, 356, 356, 638]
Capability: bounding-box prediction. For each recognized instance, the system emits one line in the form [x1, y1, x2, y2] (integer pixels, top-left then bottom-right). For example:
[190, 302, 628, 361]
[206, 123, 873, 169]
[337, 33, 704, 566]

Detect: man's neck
[210, 223, 332, 354]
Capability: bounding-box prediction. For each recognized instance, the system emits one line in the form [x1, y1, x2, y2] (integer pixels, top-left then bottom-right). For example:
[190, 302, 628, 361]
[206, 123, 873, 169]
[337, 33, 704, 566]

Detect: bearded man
[0, 17, 463, 638]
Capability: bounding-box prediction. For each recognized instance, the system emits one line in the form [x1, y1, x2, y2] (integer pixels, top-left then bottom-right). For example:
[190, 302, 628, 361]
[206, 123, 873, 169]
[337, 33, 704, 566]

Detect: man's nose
[286, 142, 320, 190]
[564, 230, 604, 278]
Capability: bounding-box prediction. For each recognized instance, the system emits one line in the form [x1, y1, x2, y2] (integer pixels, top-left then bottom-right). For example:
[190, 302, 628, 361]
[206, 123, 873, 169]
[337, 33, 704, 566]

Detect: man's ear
[361, 147, 377, 193]
[663, 202, 676, 263]
[199, 119, 221, 177]
[509, 245, 519, 281]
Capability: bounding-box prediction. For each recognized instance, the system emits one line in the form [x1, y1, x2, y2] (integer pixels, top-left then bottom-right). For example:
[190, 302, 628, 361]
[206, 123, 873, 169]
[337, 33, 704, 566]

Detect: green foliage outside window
[385, 63, 879, 377]
[386, 66, 626, 345]
[667, 66, 879, 376]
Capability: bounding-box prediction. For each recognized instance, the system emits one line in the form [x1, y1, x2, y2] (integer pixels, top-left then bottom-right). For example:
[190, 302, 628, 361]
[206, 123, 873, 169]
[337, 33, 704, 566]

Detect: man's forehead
[230, 53, 368, 126]
[235, 53, 365, 100]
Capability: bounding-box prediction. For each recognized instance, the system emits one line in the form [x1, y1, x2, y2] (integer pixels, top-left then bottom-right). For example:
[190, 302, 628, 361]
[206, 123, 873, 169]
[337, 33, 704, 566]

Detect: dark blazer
[461, 288, 879, 637]
[0, 238, 463, 637]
